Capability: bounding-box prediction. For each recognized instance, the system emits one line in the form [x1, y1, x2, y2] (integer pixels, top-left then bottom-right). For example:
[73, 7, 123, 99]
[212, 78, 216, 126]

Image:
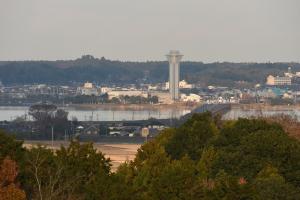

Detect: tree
[0, 130, 25, 163]
[253, 165, 300, 199]
[52, 109, 69, 134]
[116, 113, 300, 199]
[55, 141, 112, 199]
[29, 104, 57, 122]
[0, 157, 26, 200]
[29, 104, 57, 135]
[165, 112, 218, 160]
[23, 141, 113, 200]
[2, 112, 300, 199]
[29, 104, 70, 138]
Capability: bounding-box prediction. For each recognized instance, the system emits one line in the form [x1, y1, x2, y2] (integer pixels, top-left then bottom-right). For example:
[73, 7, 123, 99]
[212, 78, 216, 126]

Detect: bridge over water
[158, 103, 233, 127]
[185, 103, 232, 117]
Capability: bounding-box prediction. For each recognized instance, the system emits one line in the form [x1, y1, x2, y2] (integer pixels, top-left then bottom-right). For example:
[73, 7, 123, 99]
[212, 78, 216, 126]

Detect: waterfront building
[166, 50, 183, 101]
[107, 90, 147, 100]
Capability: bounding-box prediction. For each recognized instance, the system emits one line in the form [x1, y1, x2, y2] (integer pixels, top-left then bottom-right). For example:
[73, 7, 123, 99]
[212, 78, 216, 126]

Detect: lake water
[3, 106, 299, 122]
[0, 106, 191, 121]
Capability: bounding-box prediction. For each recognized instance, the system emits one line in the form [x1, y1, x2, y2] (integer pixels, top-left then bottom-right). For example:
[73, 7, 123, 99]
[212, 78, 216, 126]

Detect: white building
[179, 80, 193, 89]
[77, 82, 99, 96]
[100, 87, 112, 94]
[165, 82, 170, 90]
[107, 90, 147, 100]
[148, 85, 158, 91]
[181, 93, 201, 102]
[165, 80, 193, 90]
[266, 75, 291, 86]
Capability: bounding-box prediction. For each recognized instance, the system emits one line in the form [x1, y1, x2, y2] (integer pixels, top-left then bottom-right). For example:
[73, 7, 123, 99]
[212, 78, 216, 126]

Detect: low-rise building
[165, 80, 193, 90]
[100, 87, 112, 94]
[84, 125, 99, 135]
[266, 75, 291, 86]
[77, 82, 99, 96]
[107, 90, 147, 100]
[181, 93, 201, 102]
[179, 80, 193, 89]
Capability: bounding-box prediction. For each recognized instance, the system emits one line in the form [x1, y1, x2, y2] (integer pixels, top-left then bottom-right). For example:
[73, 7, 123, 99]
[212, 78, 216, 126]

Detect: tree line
[0, 56, 299, 87]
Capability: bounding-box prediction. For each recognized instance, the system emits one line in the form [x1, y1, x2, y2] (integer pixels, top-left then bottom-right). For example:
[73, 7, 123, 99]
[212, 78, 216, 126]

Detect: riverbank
[224, 103, 300, 122]
[233, 104, 300, 111]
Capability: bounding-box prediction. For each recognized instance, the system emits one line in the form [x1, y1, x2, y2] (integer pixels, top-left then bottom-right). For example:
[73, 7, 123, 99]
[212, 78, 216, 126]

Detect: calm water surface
[0, 106, 191, 121]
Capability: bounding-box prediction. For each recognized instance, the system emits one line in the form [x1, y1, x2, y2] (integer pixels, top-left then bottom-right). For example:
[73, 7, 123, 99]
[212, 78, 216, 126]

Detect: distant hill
[0, 55, 299, 87]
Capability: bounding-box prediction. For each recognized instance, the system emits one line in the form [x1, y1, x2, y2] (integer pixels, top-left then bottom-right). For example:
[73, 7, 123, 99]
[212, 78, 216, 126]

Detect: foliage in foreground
[118, 113, 300, 199]
[1, 113, 300, 199]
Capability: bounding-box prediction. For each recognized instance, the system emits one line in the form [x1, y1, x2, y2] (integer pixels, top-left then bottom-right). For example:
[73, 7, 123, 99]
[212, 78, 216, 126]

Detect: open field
[23, 140, 141, 171]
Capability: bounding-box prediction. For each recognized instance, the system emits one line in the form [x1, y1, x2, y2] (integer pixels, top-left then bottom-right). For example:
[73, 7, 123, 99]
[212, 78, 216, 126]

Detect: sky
[0, 0, 299, 62]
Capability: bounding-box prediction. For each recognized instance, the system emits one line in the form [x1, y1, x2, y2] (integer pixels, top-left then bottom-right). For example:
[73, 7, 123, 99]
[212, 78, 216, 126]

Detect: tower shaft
[166, 50, 183, 101]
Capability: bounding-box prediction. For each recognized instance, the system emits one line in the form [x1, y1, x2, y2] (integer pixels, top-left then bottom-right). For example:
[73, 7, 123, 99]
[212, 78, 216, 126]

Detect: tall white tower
[166, 50, 183, 101]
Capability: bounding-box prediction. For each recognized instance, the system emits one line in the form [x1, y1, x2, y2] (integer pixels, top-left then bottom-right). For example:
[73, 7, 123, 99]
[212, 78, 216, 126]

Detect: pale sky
[0, 0, 299, 62]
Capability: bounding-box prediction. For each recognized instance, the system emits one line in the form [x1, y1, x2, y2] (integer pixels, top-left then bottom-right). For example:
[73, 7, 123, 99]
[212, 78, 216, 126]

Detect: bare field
[23, 141, 141, 171]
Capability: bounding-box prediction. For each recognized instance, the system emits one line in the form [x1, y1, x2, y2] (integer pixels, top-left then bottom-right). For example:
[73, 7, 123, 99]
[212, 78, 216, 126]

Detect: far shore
[65, 102, 199, 111]
[0, 102, 199, 111]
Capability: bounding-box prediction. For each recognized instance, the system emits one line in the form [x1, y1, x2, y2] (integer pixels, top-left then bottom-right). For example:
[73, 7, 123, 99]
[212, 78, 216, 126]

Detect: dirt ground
[23, 141, 141, 172]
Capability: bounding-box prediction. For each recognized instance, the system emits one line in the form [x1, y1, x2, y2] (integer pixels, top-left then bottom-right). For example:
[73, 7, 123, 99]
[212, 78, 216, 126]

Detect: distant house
[75, 126, 84, 135]
[83, 125, 99, 135]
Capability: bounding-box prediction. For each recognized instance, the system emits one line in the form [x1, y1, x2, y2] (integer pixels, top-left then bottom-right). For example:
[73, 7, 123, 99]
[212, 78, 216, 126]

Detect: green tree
[0, 130, 25, 163]
[253, 165, 300, 200]
[165, 112, 218, 160]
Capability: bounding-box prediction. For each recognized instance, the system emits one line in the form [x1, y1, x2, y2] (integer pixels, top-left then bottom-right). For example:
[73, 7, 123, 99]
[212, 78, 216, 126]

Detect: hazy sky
[1, 0, 299, 62]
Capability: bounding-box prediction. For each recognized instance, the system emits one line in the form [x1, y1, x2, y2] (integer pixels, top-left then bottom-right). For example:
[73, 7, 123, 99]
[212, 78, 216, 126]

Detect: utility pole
[255, 84, 260, 104]
[64, 130, 67, 141]
[51, 126, 54, 148]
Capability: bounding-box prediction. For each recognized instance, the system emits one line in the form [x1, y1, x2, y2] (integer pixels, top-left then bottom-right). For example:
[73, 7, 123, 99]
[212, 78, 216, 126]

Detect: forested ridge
[0, 56, 299, 86]
[1, 113, 300, 199]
